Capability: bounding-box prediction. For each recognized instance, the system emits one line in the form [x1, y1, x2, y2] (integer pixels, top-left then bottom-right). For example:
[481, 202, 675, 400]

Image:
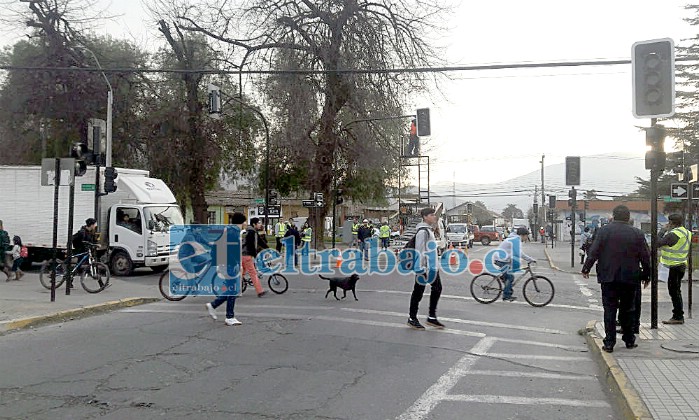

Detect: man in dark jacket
[284, 220, 302, 267]
[357, 219, 373, 261]
[72, 218, 98, 255]
[582, 205, 650, 353]
[243, 218, 266, 297]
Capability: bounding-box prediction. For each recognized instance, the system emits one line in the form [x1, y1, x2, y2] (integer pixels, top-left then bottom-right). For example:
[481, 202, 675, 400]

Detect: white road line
[340, 308, 572, 335]
[397, 337, 496, 420]
[464, 370, 595, 380]
[441, 394, 609, 408]
[494, 337, 587, 351]
[481, 353, 589, 361]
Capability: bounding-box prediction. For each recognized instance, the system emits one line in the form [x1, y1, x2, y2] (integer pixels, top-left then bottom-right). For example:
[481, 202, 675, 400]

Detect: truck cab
[105, 177, 183, 275]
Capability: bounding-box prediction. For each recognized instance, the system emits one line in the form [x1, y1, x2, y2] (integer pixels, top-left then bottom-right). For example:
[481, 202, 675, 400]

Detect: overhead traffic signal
[335, 189, 344, 205]
[568, 188, 577, 208]
[70, 142, 88, 177]
[565, 156, 581, 186]
[104, 166, 118, 193]
[416, 108, 431, 136]
[466, 202, 473, 213]
[632, 39, 675, 118]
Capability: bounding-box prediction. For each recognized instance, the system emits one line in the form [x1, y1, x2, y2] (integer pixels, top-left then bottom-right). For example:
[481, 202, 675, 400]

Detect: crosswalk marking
[464, 370, 595, 380]
[441, 394, 609, 408]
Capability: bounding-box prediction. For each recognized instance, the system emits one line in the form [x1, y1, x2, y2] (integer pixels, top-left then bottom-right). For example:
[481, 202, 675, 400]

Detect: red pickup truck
[471, 225, 501, 246]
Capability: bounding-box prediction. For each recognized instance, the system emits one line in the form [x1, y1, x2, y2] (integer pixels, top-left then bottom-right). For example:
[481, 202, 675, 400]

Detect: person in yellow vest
[659, 213, 692, 325]
[301, 221, 312, 257]
[351, 218, 359, 248]
[379, 222, 391, 250]
[275, 219, 287, 252]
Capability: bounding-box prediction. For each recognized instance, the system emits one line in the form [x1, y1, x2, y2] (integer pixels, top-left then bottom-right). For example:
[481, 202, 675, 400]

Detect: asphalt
[544, 240, 699, 420]
[4, 243, 699, 419]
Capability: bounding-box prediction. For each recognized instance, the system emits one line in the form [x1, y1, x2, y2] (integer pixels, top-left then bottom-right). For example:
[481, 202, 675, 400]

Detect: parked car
[446, 223, 473, 248]
[472, 225, 501, 246]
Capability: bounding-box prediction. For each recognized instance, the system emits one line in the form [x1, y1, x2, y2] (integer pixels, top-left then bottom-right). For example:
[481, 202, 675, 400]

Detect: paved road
[0, 243, 621, 419]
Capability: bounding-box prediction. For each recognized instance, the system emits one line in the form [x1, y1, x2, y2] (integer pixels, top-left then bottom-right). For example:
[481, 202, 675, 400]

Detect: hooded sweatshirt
[414, 221, 437, 270]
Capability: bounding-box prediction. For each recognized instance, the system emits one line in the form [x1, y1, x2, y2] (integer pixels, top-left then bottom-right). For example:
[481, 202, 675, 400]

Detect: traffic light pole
[687, 180, 693, 319]
[649, 118, 660, 329]
[570, 187, 576, 269]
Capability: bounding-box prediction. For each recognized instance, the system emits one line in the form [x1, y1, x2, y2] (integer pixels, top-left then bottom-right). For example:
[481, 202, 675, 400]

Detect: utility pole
[533, 185, 539, 241]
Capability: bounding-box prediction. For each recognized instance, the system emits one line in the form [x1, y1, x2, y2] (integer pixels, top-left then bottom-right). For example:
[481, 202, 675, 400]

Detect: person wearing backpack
[10, 235, 26, 281]
[407, 207, 445, 330]
[580, 227, 593, 264]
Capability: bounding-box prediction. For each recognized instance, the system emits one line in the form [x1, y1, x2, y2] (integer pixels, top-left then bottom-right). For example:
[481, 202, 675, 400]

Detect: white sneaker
[205, 303, 217, 320]
[225, 318, 242, 326]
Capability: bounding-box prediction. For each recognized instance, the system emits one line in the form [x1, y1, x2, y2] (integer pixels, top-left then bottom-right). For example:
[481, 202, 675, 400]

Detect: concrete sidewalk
[544, 241, 699, 419]
[0, 271, 160, 334]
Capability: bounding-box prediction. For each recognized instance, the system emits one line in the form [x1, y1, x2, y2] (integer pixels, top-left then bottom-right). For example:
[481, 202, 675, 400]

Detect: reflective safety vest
[379, 225, 390, 238]
[302, 227, 312, 242]
[352, 223, 359, 234]
[276, 221, 287, 238]
[660, 226, 691, 267]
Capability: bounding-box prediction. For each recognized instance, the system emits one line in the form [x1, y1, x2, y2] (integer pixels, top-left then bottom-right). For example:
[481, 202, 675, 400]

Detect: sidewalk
[0, 271, 160, 334]
[544, 241, 699, 419]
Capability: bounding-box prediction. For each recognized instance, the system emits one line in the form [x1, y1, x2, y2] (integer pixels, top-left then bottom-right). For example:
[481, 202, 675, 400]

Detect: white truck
[0, 166, 184, 276]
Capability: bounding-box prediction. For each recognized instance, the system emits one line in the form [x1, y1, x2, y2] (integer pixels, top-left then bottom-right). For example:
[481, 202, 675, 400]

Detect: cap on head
[230, 212, 247, 224]
[669, 213, 683, 225]
[363, 219, 368, 223]
[516, 227, 529, 236]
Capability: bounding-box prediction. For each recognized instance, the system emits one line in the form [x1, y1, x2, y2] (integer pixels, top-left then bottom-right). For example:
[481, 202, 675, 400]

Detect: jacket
[581, 220, 650, 284]
[242, 226, 258, 257]
[414, 222, 436, 270]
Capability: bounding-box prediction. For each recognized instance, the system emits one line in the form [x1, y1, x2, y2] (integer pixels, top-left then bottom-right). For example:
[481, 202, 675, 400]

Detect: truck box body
[0, 165, 183, 274]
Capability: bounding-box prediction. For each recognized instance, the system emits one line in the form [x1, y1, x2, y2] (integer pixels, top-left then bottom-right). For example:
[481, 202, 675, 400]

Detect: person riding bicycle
[494, 227, 536, 302]
[72, 218, 98, 256]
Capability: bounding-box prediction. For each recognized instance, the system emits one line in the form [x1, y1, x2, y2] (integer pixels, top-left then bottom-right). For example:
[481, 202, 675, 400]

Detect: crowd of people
[0, 220, 27, 282]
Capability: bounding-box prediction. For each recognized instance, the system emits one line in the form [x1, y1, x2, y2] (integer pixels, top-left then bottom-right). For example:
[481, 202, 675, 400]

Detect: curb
[543, 247, 595, 276]
[0, 297, 161, 334]
[583, 320, 652, 420]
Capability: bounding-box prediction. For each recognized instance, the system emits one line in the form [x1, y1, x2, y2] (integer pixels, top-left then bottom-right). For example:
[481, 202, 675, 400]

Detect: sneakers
[407, 318, 425, 330]
[503, 296, 517, 302]
[225, 318, 242, 326]
[205, 303, 217, 320]
[426, 317, 445, 329]
[257, 291, 267, 298]
[662, 318, 684, 325]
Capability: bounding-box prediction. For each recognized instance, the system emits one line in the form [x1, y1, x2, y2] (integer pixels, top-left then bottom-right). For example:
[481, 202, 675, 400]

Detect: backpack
[20, 246, 28, 258]
[399, 227, 431, 271]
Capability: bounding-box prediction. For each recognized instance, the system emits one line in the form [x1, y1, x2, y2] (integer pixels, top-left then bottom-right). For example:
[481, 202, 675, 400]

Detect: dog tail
[318, 275, 332, 280]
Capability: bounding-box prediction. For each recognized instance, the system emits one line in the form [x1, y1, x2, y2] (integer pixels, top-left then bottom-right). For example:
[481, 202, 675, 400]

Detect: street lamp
[75, 45, 113, 167]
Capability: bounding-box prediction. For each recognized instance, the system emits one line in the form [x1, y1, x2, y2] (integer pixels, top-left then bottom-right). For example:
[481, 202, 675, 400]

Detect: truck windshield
[144, 206, 184, 232]
[447, 225, 467, 234]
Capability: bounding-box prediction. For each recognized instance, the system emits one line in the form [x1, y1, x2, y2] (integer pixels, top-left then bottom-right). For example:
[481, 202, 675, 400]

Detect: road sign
[255, 198, 265, 204]
[314, 192, 324, 202]
[671, 183, 688, 198]
[663, 196, 682, 203]
[41, 158, 75, 186]
[302, 200, 315, 208]
[257, 205, 281, 216]
[81, 184, 96, 191]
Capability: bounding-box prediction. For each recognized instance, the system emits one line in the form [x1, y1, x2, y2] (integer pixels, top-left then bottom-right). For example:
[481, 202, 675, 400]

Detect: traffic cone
[449, 244, 457, 266]
[336, 253, 343, 268]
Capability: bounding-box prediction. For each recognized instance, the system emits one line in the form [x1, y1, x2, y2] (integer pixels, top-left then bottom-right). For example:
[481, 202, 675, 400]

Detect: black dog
[320, 274, 360, 301]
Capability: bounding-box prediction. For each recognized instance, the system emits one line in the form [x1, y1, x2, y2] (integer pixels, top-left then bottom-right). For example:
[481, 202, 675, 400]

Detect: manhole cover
[661, 341, 699, 353]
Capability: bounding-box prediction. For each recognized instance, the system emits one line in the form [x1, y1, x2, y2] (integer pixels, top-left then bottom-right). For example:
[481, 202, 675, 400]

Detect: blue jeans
[495, 261, 514, 299]
[210, 295, 237, 319]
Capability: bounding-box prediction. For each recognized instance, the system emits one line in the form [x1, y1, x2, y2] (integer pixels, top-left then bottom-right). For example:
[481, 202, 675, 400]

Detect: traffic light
[70, 142, 88, 177]
[533, 203, 539, 214]
[208, 83, 221, 117]
[269, 190, 278, 206]
[568, 188, 577, 208]
[104, 167, 118, 193]
[416, 108, 431, 136]
[565, 156, 581, 186]
[584, 200, 589, 210]
[466, 202, 473, 213]
[548, 195, 556, 209]
[632, 39, 675, 118]
[335, 189, 344, 205]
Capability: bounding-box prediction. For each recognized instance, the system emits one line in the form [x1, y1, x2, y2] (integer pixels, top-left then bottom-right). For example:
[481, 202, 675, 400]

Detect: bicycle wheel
[158, 270, 189, 301]
[523, 275, 555, 307]
[268, 274, 288, 294]
[80, 262, 111, 293]
[470, 273, 502, 304]
[39, 259, 67, 290]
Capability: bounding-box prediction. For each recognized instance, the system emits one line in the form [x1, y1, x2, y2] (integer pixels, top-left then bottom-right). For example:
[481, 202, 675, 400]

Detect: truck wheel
[111, 251, 133, 276]
[481, 237, 491, 246]
[150, 265, 167, 273]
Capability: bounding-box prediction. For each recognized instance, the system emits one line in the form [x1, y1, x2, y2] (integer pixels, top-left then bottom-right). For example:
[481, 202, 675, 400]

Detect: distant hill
[433, 153, 648, 214]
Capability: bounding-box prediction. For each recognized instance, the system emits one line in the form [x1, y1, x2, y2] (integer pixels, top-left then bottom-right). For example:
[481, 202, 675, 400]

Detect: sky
[2, 0, 696, 191]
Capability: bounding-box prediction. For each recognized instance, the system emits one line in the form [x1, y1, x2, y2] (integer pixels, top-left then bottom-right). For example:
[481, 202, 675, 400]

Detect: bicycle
[470, 261, 554, 307]
[39, 244, 111, 293]
[158, 263, 288, 301]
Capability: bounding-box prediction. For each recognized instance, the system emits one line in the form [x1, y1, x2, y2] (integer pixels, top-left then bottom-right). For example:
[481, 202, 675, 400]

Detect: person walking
[205, 212, 246, 326]
[659, 213, 692, 325]
[357, 219, 373, 261]
[244, 217, 266, 297]
[9, 236, 25, 281]
[580, 227, 593, 265]
[494, 227, 536, 302]
[407, 207, 445, 330]
[379, 222, 391, 250]
[0, 220, 11, 281]
[581, 205, 650, 353]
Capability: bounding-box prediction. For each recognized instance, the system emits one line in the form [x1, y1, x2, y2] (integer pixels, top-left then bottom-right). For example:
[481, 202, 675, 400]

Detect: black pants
[618, 283, 641, 334]
[276, 237, 283, 253]
[409, 271, 442, 319]
[667, 264, 686, 320]
[601, 282, 637, 347]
